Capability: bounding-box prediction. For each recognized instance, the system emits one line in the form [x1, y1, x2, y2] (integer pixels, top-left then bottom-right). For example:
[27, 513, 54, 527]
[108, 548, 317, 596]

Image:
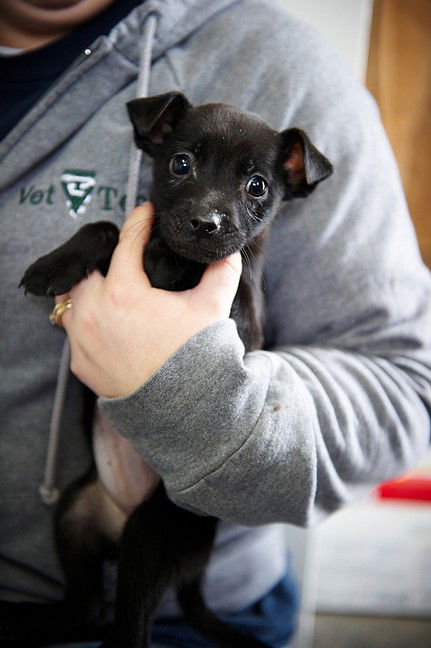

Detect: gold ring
[49, 298, 73, 327]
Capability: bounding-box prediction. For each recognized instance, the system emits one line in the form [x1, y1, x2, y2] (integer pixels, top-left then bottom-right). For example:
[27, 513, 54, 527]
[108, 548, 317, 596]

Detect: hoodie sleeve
[99, 8, 431, 528]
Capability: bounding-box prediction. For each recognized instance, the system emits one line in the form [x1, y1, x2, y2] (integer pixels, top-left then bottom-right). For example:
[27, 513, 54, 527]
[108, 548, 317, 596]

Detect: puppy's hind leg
[103, 483, 218, 648]
[54, 470, 125, 629]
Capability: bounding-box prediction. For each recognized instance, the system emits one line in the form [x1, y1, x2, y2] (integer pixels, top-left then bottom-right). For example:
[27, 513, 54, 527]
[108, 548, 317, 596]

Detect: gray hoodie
[1, 0, 430, 621]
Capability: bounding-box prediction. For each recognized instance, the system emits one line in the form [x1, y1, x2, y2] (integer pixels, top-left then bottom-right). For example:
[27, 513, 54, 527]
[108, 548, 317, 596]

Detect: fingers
[107, 203, 154, 283]
[55, 293, 69, 304]
[194, 252, 242, 315]
[53, 271, 104, 331]
[53, 291, 72, 329]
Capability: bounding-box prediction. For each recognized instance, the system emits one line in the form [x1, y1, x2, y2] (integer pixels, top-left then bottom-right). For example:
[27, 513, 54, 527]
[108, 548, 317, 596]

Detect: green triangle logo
[61, 169, 96, 218]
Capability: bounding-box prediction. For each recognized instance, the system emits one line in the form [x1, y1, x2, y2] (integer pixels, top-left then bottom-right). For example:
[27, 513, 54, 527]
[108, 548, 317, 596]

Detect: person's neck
[0, 0, 116, 51]
[0, 23, 68, 51]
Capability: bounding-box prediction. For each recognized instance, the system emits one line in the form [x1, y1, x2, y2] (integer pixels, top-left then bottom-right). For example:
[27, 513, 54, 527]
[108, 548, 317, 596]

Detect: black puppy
[16, 93, 332, 648]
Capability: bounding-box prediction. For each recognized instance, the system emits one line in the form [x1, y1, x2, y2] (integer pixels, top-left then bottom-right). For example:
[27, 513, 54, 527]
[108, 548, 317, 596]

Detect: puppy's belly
[93, 409, 161, 514]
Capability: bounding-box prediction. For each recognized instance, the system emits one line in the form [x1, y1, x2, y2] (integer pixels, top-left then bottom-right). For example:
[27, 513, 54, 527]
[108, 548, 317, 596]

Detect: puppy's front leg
[19, 221, 119, 296]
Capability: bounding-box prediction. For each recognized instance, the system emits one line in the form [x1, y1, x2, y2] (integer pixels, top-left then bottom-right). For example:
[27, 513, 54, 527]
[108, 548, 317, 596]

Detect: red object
[377, 476, 431, 501]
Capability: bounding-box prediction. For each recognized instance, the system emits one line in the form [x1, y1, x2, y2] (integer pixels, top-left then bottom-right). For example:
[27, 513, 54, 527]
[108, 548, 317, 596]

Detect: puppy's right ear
[126, 92, 192, 155]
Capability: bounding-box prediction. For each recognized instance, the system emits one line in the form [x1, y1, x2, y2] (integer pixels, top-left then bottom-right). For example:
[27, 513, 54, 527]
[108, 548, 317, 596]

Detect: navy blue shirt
[0, 0, 141, 142]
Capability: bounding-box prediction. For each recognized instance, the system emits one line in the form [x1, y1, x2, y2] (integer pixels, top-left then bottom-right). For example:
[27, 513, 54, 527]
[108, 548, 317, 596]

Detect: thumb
[194, 252, 242, 316]
[107, 202, 154, 283]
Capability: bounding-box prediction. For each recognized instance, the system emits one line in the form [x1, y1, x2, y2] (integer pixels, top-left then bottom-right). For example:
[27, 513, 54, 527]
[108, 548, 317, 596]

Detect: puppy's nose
[189, 213, 222, 236]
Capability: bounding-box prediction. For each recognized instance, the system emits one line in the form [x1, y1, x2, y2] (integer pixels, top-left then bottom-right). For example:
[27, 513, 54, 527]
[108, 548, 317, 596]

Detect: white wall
[281, 0, 373, 80]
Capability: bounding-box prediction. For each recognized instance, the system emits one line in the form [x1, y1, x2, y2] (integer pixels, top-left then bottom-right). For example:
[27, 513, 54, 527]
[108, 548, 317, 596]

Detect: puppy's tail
[177, 578, 270, 648]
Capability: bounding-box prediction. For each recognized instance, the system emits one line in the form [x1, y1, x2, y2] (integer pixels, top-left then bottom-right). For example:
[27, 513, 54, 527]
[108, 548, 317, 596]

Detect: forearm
[99, 319, 430, 527]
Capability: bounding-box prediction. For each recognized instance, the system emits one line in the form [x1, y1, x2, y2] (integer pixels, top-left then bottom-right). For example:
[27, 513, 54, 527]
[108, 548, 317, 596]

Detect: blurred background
[280, 1, 431, 647]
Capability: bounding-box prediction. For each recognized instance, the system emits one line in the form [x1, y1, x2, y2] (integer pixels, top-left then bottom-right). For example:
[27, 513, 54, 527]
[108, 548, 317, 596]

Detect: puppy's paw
[20, 252, 90, 296]
[19, 221, 119, 296]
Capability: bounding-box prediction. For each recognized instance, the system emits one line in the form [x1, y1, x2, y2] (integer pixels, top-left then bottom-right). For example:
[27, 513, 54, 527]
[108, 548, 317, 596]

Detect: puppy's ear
[126, 92, 192, 155]
[279, 128, 333, 199]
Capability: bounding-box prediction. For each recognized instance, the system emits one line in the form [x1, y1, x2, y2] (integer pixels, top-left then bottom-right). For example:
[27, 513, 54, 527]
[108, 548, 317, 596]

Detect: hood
[0, 0, 240, 194]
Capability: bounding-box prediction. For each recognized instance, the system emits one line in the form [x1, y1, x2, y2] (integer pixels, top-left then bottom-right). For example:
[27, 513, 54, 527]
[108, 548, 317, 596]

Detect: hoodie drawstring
[39, 12, 158, 506]
[126, 13, 158, 215]
[39, 339, 71, 505]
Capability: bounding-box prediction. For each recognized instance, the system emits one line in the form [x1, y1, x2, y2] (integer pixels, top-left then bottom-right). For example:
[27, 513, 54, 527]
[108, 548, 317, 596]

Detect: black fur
[12, 94, 332, 647]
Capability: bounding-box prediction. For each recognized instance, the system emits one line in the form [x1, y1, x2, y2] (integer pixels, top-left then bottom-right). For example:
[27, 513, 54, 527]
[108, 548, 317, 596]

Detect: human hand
[57, 202, 242, 398]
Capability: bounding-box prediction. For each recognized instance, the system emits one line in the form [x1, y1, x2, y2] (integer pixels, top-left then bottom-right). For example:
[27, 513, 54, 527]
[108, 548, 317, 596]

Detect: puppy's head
[127, 92, 332, 264]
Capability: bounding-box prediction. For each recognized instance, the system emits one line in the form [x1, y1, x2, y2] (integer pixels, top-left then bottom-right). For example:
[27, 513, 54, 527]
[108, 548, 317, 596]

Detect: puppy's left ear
[127, 92, 192, 155]
[279, 128, 333, 199]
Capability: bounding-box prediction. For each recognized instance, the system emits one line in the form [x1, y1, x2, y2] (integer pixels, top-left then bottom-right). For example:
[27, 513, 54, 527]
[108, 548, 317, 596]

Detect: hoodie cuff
[98, 318, 262, 490]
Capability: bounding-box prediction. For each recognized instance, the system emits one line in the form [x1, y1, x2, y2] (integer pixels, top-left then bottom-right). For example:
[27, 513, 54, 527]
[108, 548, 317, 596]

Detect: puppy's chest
[93, 409, 160, 515]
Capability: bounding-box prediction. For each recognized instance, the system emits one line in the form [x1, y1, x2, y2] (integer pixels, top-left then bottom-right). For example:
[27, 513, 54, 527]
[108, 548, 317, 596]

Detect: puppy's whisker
[249, 241, 268, 290]
[257, 247, 269, 265]
[123, 219, 151, 235]
[248, 237, 269, 265]
[241, 245, 253, 282]
[127, 218, 159, 232]
[246, 207, 262, 225]
[129, 221, 160, 247]
[130, 227, 150, 247]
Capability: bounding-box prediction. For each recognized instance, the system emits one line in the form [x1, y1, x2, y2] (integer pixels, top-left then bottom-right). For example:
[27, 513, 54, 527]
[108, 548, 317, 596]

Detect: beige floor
[312, 614, 431, 648]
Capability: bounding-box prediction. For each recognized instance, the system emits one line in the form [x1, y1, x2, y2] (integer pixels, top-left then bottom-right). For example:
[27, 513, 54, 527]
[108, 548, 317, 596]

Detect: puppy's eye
[170, 153, 192, 176]
[246, 175, 268, 197]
